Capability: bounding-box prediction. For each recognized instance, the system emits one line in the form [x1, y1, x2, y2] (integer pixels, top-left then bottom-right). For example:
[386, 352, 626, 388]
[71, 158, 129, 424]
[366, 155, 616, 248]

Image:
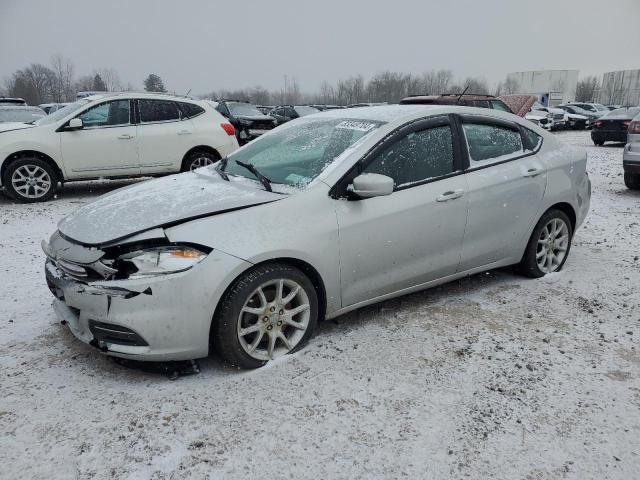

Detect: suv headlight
[117, 246, 207, 279]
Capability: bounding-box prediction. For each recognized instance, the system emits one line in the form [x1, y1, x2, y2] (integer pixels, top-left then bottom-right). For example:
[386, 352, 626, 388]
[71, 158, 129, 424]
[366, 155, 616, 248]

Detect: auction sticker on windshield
[335, 120, 377, 132]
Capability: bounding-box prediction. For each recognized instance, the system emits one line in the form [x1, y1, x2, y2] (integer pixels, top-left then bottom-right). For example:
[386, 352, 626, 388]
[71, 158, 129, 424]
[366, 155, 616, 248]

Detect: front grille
[89, 320, 148, 347]
[553, 113, 564, 121]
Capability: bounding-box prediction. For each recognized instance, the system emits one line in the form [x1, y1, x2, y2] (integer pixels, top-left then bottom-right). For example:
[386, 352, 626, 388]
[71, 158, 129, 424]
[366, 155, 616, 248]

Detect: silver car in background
[43, 105, 591, 369]
[623, 113, 640, 189]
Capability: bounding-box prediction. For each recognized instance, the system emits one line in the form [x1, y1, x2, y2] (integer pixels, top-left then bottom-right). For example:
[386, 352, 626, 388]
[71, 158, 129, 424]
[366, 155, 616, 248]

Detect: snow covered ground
[1, 130, 638, 479]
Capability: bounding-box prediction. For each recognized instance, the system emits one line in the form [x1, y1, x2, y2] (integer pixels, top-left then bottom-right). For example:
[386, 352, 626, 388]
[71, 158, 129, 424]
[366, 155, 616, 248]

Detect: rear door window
[463, 122, 524, 165]
[139, 100, 180, 123]
[178, 102, 205, 118]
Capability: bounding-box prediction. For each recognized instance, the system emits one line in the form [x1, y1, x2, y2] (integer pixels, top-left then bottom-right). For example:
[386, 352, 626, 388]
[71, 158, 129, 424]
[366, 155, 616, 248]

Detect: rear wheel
[519, 209, 573, 278]
[3, 157, 58, 202]
[624, 172, 640, 190]
[182, 150, 220, 171]
[212, 263, 318, 369]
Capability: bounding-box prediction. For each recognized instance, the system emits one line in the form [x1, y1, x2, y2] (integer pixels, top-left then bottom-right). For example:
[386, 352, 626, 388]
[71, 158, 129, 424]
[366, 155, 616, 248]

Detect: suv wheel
[624, 172, 640, 190]
[212, 263, 319, 369]
[182, 150, 220, 171]
[3, 157, 58, 202]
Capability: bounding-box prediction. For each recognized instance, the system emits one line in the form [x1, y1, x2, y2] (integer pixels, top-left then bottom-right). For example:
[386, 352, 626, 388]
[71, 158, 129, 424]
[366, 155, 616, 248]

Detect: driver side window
[78, 100, 130, 128]
[364, 125, 455, 189]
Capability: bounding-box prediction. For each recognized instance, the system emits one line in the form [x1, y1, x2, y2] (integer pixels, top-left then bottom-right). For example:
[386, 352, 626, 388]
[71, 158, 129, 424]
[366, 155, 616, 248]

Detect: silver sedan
[43, 105, 591, 368]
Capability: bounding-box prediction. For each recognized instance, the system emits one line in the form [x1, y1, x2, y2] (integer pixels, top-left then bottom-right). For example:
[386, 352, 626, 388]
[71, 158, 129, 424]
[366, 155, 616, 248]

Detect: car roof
[83, 92, 200, 102]
[306, 104, 449, 123]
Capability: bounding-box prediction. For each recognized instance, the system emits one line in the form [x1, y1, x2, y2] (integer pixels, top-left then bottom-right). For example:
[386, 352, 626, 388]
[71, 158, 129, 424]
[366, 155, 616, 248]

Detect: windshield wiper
[234, 160, 272, 192]
[215, 158, 230, 181]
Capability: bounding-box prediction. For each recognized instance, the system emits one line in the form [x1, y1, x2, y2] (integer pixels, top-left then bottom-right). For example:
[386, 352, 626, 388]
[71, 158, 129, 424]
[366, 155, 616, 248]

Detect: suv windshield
[228, 102, 264, 117]
[35, 99, 91, 126]
[220, 118, 383, 187]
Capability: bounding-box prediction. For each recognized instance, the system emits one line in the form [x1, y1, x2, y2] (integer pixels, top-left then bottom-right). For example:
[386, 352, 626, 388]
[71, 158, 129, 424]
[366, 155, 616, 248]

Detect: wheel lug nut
[263, 317, 269, 322]
[270, 306, 275, 312]
[279, 310, 284, 315]
[267, 325, 273, 330]
[277, 321, 282, 326]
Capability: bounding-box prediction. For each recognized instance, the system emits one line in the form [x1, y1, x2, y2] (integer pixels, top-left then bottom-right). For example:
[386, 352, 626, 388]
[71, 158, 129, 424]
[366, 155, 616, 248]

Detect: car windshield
[220, 118, 383, 188]
[35, 99, 91, 126]
[294, 106, 320, 116]
[0, 108, 45, 123]
[228, 102, 264, 117]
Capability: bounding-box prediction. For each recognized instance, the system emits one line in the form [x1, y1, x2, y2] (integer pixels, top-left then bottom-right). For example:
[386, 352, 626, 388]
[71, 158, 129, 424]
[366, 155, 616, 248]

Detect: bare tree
[96, 68, 123, 92]
[7, 64, 56, 104]
[575, 76, 599, 102]
[50, 55, 75, 102]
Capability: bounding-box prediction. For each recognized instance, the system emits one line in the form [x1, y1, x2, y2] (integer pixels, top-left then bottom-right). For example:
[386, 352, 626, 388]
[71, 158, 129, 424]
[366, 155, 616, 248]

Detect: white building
[506, 70, 579, 105]
[597, 69, 640, 106]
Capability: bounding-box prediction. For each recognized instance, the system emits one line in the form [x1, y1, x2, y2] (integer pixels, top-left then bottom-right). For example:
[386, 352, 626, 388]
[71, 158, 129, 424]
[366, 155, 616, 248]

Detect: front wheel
[624, 172, 640, 190]
[519, 209, 573, 278]
[212, 263, 319, 369]
[3, 157, 58, 202]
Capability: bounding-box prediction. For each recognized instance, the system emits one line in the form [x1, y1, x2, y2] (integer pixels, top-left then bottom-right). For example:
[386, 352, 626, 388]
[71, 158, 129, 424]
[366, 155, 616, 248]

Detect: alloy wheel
[11, 165, 52, 199]
[237, 278, 311, 361]
[536, 218, 569, 273]
[190, 156, 215, 170]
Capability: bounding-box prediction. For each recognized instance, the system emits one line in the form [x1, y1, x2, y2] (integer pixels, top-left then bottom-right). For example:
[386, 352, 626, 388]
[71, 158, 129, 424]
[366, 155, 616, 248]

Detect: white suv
[0, 93, 239, 202]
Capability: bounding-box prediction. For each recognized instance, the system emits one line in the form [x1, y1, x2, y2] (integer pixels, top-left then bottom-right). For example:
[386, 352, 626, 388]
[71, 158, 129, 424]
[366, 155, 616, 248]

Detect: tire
[519, 209, 573, 278]
[212, 263, 319, 369]
[182, 150, 220, 172]
[2, 157, 58, 202]
[624, 172, 640, 190]
[593, 137, 604, 146]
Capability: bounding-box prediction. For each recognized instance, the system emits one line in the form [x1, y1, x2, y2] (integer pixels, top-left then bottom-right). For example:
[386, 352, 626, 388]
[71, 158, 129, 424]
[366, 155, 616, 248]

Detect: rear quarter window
[463, 122, 524, 164]
[178, 102, 205, 118]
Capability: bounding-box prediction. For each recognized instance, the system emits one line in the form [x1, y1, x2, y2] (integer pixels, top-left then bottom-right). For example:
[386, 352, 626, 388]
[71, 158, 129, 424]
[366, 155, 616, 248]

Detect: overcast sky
[1, 0, 639, 95]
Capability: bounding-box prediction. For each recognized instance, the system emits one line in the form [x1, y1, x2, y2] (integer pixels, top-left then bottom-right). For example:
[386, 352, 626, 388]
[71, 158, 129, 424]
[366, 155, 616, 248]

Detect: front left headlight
[118, 246, 207, 279]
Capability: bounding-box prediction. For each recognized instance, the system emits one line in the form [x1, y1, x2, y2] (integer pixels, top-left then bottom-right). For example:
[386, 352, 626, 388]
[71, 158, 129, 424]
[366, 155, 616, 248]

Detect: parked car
[556, 105, 595, 129]
[623, 112, 640, 189]
[269, 105, 320, 125]
[400, 94, 517, 114]
[348, 102, 388, 108]
[39, 103, 72, 114]
[532, 105, 567, 130]
[212, 100, 277, 145]
[0, 93, 239, 202]
[0, 105, 46, 123]
[0, 97, 27, 106]
[524, 109, 552, 128]
[255, 105, 275, 115]
[568, 102, 610, 118]
[591, 107, 640, 146]
[43, 105, 590, 368]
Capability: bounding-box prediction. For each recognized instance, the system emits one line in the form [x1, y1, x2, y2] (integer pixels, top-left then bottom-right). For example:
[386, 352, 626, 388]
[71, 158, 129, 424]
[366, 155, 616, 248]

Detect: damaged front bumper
[43, 245, 251, 361]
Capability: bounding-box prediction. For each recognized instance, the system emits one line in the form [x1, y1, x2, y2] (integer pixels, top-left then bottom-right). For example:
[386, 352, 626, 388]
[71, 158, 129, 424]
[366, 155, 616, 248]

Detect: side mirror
[67, 118, 83, 130]
[349, 173, 394, 198]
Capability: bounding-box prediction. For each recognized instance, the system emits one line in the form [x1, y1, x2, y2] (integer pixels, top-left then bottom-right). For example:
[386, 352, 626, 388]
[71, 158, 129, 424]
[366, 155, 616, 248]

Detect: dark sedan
[591, 107, 640, 146]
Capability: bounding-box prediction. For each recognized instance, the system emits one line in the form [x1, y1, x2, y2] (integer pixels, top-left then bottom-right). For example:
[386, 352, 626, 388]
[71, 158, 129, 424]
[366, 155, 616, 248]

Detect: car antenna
[456, 86, 470, 103]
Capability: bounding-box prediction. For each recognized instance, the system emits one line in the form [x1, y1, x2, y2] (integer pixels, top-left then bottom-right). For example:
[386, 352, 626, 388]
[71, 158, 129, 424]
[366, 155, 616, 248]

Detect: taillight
[629, 120, 640, 134]
[221, 123, 235, 136]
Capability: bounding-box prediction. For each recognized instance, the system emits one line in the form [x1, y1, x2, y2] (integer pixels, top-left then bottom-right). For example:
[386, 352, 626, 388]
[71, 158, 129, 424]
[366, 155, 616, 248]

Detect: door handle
[436, 189, 464, 202]
[523, 167, 544, 177]
[117, 134, 133, 140]
[177, 130, 192, 135]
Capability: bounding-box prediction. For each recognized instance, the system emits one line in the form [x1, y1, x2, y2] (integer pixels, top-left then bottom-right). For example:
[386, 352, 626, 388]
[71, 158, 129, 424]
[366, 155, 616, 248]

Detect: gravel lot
[1, 130, 639, 479]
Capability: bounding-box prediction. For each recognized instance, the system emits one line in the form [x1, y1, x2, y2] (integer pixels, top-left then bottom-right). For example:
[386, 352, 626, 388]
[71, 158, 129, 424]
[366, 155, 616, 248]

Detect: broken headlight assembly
[115, 246, 208, 279]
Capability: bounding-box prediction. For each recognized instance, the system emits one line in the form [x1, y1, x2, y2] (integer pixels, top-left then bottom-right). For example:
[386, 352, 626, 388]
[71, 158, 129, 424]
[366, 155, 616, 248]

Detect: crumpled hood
[58, 169, 283, 246]
[0, 122, 35, 133]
